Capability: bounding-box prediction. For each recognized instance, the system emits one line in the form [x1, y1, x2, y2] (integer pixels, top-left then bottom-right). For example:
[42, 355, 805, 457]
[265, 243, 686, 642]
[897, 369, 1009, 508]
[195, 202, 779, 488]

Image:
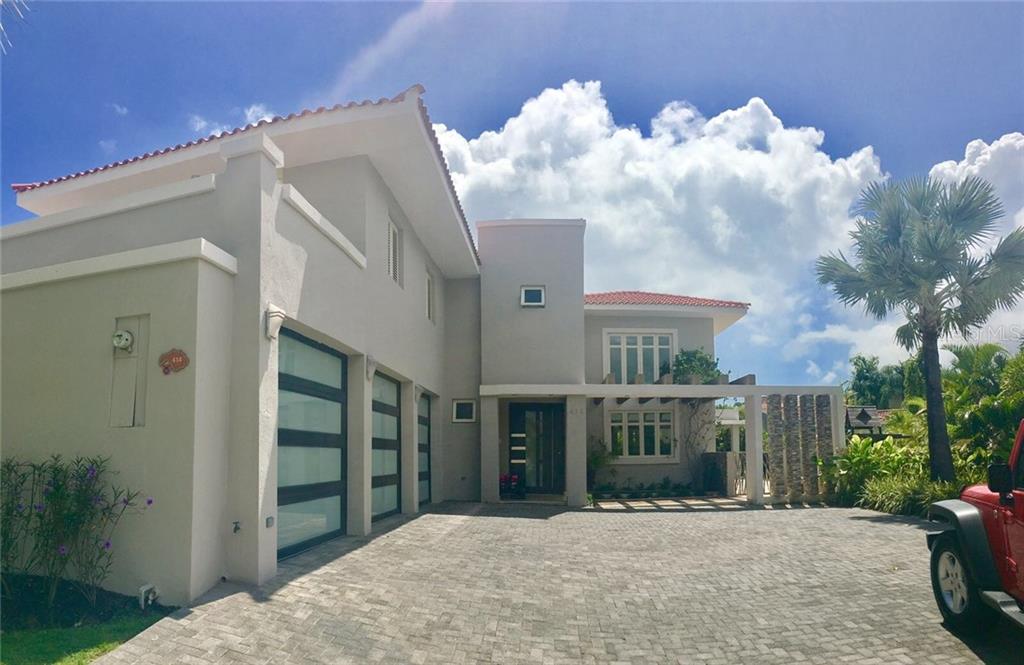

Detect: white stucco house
[1, 85, 844, 606]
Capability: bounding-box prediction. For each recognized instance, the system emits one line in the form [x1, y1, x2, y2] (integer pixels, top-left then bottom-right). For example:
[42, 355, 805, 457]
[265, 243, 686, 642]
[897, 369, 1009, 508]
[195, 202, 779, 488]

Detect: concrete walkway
[99, 502, 1020, 664]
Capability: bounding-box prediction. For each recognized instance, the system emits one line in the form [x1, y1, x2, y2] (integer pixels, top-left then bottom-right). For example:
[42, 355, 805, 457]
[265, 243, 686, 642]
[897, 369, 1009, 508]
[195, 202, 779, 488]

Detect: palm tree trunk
[921, 329, 956, 481]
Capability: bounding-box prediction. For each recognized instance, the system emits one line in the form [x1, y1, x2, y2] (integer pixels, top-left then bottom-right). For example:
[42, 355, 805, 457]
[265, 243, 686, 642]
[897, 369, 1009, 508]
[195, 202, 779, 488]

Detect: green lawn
[1, 613, 164, 665]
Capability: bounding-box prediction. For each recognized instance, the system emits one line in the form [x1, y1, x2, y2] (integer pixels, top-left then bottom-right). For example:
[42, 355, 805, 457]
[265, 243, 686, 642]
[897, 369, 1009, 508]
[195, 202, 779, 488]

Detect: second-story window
[520, 286, 545, 307]
[607, 332, 674, 384]
[386, 217, 402, 284]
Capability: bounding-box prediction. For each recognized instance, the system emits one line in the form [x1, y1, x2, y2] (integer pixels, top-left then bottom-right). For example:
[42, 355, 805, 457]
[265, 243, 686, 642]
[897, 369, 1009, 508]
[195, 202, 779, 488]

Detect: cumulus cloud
[436, 80, 883, 346]
[187, 113, 231, 138]
[98, 139, 117, 155]
[436, 82, 1023, 379]
[109, 103, 128, 116]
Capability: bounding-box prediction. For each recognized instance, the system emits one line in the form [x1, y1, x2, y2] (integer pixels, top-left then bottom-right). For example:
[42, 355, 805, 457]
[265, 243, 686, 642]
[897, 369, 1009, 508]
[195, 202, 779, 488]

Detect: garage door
[277, 329, 347, 558]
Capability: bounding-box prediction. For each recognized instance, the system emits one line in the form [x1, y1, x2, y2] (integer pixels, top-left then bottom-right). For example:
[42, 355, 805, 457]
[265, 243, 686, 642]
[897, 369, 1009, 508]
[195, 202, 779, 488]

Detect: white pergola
[479, 383, 845, 505]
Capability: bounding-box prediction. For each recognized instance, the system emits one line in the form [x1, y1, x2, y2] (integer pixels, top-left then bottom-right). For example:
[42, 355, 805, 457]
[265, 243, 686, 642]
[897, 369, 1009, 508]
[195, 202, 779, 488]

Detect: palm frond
[937, 176, 1004, 246]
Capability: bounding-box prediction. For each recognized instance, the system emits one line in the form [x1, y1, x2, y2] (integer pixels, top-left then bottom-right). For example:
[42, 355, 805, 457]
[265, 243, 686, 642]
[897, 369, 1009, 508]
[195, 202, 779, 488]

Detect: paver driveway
[99, 502, 1020, 664]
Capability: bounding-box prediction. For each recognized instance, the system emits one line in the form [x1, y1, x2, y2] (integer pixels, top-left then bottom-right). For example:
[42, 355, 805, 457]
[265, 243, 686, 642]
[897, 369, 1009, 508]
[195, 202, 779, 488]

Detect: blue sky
[4, 2, 1023, 384]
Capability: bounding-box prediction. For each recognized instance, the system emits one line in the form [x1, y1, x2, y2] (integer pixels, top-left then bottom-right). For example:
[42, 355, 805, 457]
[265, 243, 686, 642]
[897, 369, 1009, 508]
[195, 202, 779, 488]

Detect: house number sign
[159, 349, 190, 375]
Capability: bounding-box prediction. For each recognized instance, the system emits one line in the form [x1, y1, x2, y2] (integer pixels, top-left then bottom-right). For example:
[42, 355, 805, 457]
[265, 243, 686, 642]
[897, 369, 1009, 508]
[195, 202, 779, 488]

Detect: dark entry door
[509, 403, 565, 494]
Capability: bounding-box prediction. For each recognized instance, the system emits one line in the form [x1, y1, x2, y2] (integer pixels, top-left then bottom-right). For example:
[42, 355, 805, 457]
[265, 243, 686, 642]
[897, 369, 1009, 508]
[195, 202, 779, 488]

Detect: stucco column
[347, 355, 373, 536]
[744, 394, 765, 505]
[730, 425, 741, 453]
[428, 393, 442, 504]
[565, 396, 588, 507]
[480, 396, 500, 503]
[400, 381, 418, 514]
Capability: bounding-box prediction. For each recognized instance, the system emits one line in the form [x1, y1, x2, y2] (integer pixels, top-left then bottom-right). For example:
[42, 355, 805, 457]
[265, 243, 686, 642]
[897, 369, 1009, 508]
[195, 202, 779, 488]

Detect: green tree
[817, 176, 1024, 481]
[901, 352, 926, 400]
[847, 354, 904, 408]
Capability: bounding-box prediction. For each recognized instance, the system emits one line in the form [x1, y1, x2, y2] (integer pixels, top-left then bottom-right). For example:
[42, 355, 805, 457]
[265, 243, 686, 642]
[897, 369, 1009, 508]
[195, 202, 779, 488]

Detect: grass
[1, 612, 165, 665]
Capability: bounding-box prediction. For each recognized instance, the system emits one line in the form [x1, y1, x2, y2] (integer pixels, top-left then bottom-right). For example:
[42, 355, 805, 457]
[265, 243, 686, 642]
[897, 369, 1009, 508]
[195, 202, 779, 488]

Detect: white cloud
[929, 132, 1024, 353]
[109, 103, 128, 116]
[187, 114, 230, 138]
[322, 1, 455, 102]
[98, 139, 117, 155]
[436, 80, 883, 345]
[436, 82, 1023, 380]
[244, 103, 275, 125]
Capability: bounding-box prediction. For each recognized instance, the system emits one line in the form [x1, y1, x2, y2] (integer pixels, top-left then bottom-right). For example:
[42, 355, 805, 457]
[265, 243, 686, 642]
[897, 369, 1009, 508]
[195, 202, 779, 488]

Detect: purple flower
[34, 503, 44, 513]
[86, 465, 97, 479]
[92, 494, 102, 506]
[57, 544, 68, 556]
[145, 496, 154, 507]
[15, 502, 24, 513]
[103, 540, 112, 551]
[122, 497, 130, 507]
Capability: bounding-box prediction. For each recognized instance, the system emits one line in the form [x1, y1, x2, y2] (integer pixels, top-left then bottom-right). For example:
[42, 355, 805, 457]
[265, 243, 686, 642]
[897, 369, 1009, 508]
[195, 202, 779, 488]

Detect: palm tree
[817, 176, 1024, 481]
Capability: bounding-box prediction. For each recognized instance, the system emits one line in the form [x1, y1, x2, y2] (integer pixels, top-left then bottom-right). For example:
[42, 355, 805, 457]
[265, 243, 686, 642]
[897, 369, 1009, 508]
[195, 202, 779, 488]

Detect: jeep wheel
[929, 534, 995, 634]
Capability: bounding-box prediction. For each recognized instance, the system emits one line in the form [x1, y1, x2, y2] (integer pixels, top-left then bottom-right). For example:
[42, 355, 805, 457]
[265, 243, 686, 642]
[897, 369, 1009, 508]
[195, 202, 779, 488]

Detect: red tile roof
[10, 85, 480, 264]
[584, 291, 749, 309]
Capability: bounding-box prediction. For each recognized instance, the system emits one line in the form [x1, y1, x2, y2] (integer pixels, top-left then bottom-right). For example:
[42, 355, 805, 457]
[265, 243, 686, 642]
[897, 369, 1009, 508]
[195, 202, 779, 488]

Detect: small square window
[452, 399, 477, 423]
[520, 286, 545, 307]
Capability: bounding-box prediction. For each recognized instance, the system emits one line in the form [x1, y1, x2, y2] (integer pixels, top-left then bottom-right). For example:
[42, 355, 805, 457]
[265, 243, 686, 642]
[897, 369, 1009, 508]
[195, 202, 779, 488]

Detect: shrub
[0, 456, 149, 608]
[671, 349, 721, 384]
[859, 476, 962, 517]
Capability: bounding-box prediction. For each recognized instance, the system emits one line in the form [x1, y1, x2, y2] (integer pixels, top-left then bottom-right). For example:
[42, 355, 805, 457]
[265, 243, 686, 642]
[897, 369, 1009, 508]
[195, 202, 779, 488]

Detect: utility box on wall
[110, 314, 150, 427]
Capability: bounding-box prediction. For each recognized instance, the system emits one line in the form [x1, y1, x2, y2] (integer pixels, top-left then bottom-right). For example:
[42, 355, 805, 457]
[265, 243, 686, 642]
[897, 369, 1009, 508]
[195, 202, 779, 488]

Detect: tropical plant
[671, 349, 721, 385]
[947, 346, 1024, 458]
[0, 456, 149, 608]
[847, 354, 906, 408]
[586, 437, 618, 490]
[817, 176, 1024, 481]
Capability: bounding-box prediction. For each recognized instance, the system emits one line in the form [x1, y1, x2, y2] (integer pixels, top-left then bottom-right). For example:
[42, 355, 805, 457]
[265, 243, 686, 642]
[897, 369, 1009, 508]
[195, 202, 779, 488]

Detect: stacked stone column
[799, 394, 820, 501]
[766, 395, 785, 500]
[815, 394, 835, 497]
[763, 392, 836, 503]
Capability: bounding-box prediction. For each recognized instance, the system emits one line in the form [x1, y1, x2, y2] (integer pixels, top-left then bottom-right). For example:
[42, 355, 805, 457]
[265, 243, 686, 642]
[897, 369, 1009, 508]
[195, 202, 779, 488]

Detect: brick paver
[98, 502, 1020, 664]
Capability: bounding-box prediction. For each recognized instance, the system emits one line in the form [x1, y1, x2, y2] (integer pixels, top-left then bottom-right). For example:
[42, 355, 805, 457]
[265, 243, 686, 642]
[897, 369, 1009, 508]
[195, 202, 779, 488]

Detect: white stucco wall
[478, 220, 585, 385]
[0, 257, 233, 607]
[583, 313, 718, 487]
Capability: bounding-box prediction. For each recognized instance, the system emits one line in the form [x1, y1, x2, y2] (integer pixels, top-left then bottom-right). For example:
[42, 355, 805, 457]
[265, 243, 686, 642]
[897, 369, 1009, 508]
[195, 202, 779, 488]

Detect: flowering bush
[0, 455, 149, 608]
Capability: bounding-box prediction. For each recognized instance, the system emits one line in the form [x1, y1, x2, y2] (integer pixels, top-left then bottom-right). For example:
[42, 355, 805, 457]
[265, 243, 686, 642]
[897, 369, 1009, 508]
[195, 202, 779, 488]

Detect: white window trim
[605, 406, 679, 464]
[425, 270, 435, 322]
[602, 328, 678, 385]
[386, 216, 402, 285]
[520, 285, 546, 307]
[452, 399, 477, 423]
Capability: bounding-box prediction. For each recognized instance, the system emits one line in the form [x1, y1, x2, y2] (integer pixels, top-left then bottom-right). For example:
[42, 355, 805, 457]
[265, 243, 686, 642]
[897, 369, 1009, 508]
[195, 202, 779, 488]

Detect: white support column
[565, 396, 588, 507]
[730, 425, 741, 453]
[400, 381, 418, 514]
[346, 355, 373, 535]
[480, 396, 500, 503]
[744, 394, 765, 505]
[428, 394, 442, 504]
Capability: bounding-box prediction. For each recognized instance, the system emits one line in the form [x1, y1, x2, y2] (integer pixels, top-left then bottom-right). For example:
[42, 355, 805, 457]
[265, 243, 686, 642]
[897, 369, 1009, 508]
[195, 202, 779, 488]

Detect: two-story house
[1, 86, 843, 606]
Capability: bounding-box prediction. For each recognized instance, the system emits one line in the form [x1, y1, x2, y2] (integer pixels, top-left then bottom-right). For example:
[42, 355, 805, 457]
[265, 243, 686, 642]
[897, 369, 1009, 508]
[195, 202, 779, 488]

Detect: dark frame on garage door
[276, 328, 347, 559]
[372, 372, 402, 520]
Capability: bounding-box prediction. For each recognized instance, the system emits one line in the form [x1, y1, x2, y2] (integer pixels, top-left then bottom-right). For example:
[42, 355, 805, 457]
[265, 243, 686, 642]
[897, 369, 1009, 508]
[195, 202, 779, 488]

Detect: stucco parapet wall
[0, 174, 217, 241]
[0, 238, 237, 291]
[476, 218, 587, 229]
[479, 384, 844, 399]
[280, 184, 367, 268]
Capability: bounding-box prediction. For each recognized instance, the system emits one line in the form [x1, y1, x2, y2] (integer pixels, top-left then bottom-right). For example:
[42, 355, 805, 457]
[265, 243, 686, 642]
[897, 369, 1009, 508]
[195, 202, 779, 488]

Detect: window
[276, 329, 347, 558]
[425, 271, 435, 322]
[520, 286, 545, 307]
[418, 394, 431, 505]
[452, 399, 477, 423]
[371, 373, 401, 520]
[608, 410, 674, 459]
[606, 331, 674, 384]
[386, 217, 401, 284]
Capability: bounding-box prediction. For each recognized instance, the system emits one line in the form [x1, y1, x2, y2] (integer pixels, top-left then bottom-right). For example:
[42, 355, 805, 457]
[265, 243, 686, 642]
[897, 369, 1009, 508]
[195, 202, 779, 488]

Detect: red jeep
[927, 419, 1024, 632]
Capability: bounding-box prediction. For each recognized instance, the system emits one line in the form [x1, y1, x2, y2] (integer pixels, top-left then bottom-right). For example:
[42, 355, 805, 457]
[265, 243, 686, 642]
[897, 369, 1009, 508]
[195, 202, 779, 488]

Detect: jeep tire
[930, 533, 996, 634]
